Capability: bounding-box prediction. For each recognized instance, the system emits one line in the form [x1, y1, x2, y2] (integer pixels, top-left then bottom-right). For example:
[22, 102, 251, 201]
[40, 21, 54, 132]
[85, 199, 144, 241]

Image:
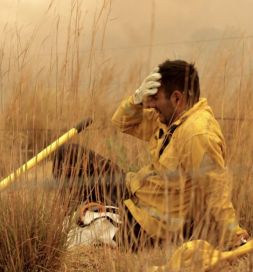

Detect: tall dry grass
[0, 189, 70, 271]
[0, 1, 253, 271]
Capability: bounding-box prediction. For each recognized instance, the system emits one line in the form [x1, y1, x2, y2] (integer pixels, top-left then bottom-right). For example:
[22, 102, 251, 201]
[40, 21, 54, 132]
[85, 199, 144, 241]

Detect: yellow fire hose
[0, 118, 92, 192]
[150, 239, 253, 271]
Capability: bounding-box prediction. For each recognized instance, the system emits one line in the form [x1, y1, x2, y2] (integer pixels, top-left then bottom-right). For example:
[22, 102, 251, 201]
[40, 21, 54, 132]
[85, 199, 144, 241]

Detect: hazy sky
[0, 0, 252, 88]
[0, 0, 252, 112]
[1, 0, 253, 46]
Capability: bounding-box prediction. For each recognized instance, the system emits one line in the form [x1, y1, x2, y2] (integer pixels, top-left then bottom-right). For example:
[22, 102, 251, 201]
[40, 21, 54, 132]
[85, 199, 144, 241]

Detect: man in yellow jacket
[112, 59, 248, 250]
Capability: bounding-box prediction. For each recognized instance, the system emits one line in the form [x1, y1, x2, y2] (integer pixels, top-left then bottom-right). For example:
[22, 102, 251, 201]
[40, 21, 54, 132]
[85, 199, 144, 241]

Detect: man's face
[145, 87, 177, 125]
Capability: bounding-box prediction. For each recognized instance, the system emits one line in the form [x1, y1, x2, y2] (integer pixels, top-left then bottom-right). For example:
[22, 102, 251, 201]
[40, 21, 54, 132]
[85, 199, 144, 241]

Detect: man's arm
[112, 67, 161, 141]
[111, 95, 158, 141]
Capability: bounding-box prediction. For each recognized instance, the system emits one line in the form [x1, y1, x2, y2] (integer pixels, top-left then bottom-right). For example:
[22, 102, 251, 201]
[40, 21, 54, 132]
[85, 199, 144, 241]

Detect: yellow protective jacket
[112, 96, 246, 245]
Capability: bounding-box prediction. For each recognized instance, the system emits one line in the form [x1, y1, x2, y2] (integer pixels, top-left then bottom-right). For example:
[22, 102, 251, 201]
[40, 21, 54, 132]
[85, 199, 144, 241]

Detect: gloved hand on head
[133, 67, 162, 105]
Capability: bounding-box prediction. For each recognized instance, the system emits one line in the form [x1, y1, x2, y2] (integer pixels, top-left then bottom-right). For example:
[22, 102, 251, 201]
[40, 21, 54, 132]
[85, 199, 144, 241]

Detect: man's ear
[170, 90, 183, 107]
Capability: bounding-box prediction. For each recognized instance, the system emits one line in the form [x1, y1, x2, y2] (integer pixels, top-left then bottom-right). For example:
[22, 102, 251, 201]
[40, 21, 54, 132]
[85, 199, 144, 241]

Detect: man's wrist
[129, 95, 143, 107]
[133, 89, 142, 105]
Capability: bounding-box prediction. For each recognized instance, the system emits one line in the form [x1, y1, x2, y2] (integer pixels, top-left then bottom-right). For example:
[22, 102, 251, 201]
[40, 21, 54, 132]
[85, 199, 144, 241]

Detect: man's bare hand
[231, 230, 250, 249]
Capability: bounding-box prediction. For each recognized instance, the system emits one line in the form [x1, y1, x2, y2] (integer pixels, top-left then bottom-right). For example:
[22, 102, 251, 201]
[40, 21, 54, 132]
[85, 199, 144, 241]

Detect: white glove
[133, 67, 161, 104]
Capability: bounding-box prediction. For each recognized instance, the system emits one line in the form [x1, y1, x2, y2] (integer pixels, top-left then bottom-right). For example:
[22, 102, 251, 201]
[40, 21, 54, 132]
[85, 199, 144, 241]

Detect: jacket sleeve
[181, 133, 247, 247]
[111, 95, 159, 141]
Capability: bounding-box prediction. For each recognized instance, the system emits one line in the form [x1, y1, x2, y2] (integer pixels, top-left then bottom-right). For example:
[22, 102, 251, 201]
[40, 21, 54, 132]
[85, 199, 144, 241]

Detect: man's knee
[52, 143, 102, 179]
[51, 143, 126, 204]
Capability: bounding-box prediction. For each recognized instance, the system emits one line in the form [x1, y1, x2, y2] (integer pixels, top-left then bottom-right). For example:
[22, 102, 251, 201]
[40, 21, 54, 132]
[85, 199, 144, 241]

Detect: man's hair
[158, 59, 200, 106]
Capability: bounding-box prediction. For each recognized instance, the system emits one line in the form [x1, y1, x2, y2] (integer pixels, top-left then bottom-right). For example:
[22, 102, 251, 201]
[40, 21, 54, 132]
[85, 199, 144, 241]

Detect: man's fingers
[240, 238, 248, 244]
[145, 72, 161, 82]
[233, 232, 250, 248]
[152, 66, 160, 73]
[144, 88, 158, 97]
[146, 81, 161, 89]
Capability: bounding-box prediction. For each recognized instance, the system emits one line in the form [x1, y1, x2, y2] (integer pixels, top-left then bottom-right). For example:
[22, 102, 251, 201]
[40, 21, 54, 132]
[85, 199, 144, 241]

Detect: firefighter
[112, 59, 249, 249]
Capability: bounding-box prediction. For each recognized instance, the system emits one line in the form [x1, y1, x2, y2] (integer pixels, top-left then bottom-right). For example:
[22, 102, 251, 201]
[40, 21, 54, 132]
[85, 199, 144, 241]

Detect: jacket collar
[158, 98, 209, 132]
